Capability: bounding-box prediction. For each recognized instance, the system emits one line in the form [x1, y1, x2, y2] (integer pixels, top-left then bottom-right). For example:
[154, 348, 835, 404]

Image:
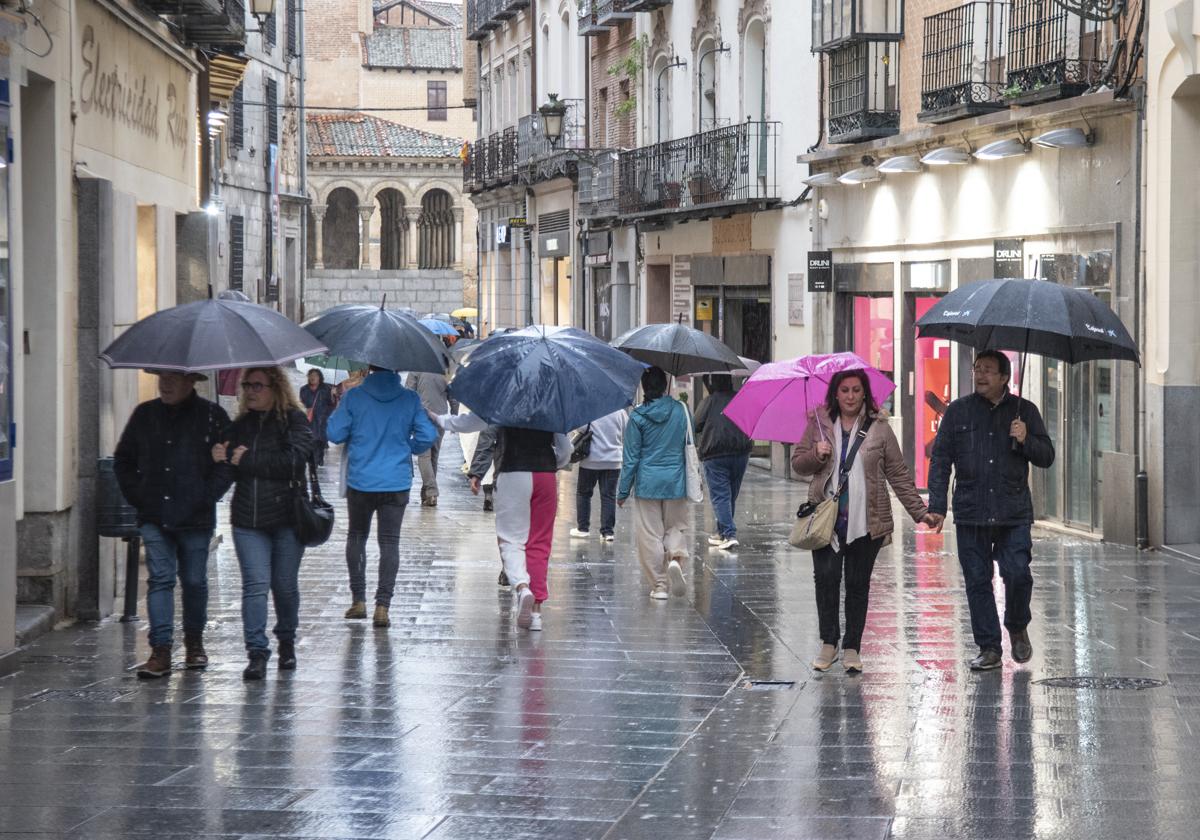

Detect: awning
[207, 53, 248, 103]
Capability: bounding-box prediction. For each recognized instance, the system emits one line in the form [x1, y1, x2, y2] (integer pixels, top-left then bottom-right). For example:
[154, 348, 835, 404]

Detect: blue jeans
[139, 524, 212, 648]
[956, 524, 1034, 653]
[232, 526, 304, 654]
[703, 454, 750, 539]
[576, 468, 619, 535]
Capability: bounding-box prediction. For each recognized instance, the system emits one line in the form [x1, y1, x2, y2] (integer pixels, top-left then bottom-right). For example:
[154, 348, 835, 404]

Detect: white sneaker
[529, 613, 543, 631]
[650, 585, 669, 601]
[569, 528, 590, 538]
[667, 560, 687, 597]
[601, 534, 615, 543]
[707, 535, 723, 546]
[717, 538, 740, 550]
[516, 589, 534, 629]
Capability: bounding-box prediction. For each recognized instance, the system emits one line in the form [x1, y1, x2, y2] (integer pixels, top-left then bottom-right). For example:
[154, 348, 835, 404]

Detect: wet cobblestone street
[4, 437, 1200, 839]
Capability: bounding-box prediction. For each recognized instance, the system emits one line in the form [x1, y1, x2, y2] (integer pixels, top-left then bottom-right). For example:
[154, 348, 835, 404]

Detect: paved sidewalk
[3, 436, 1200, 839]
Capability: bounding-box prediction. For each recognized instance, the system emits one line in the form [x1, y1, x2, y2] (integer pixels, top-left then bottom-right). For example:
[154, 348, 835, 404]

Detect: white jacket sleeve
[553, 433, 573, 469]
[437, 412, 489, 433]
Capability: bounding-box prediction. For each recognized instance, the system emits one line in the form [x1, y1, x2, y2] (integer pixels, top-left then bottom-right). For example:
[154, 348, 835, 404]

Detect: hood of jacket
[640, 396, 680, 424]
[360, 371, 406, 402]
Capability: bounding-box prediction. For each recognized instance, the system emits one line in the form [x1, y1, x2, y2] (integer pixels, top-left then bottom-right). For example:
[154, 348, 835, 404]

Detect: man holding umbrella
[926, 350, 1054, 671]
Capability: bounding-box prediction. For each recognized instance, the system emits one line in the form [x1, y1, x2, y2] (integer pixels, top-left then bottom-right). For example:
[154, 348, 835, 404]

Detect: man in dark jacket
[694, 375, 754, 550]
[113, 371, 232, 678]
[927, 350, 1055, 671]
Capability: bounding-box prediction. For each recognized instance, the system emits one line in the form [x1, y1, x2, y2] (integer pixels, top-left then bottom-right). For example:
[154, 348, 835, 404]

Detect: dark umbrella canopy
[449, 326, 644, 433]
[916, 279, 1138, 364]
[302, 304, 449, 374]
[612, 321, 744, 375]
[100, 299, 327, 373]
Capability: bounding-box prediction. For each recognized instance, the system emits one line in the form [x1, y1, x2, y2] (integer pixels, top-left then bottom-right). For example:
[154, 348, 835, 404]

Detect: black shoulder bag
[292, 455, 335, 548]
[570, 424, 594, 464]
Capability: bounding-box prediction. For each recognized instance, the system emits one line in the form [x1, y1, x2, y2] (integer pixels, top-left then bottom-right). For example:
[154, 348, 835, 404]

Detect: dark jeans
[812, 535, 884, 650]
[139, 523, 212, 648]
[576, 468, 619, 535]
[346, 488, 410, 606]
[703, 454, 750, 539]
[956, 524, 1033, 653]
[231, 526, 303, 654]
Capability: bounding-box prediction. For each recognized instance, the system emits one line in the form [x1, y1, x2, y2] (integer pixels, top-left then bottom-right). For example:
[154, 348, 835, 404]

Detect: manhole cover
[21, 654, 99, 665]
[26, 688, 139, 703]
[1034, 676, 1166, 691]
[742, 679, 796, 690]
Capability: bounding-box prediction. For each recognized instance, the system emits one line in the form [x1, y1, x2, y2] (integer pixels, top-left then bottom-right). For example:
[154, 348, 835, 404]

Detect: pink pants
[494, 471, 558, 602]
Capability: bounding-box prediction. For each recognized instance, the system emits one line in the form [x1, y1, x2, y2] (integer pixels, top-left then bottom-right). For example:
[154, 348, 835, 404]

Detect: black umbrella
[612, 319, 744, 375]
[915, 278, 1138, 364]
[448, 337, 481, 362]
[302, 303, 449, 374]
[217, 289, 253, 302]
[100, 299, 327, 373]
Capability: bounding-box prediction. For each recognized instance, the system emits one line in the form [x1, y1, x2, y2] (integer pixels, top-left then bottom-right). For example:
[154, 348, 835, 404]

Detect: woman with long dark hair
[213, 366, 313, 680]
[792, 370, 934, 673]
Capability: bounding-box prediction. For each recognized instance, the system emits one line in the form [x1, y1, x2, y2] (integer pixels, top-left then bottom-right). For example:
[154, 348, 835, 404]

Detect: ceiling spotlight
[877, 154, 922, 174]
[974, 138, 1030, 160]
[837, 166, 882, 185]
[920, 146, 972, 166]
[802, 172, 841, 187]
[1032, 127, 1095, 149]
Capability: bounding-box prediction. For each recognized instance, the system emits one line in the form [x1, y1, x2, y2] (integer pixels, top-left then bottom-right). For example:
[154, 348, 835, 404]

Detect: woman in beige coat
[792, 370, 935, 674]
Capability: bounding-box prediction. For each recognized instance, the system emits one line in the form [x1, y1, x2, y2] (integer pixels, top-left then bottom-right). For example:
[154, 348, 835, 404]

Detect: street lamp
[249, 0, 275, 31]
[539, 94, 567, 148]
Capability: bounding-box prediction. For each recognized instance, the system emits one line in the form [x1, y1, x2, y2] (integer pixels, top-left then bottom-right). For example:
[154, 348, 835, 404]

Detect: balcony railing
[518, 98, 587, 182]
[579, 153, 620, 219]
[578, 0, 607, 35]
[812, 0, 903, 53]
[624, 0, 671, 10]
[1005, 0, 1108, 104]
[617, 121, 779, 219]
[464, 127, 518, 192]
[143, 0, 225, 15]
[180, 0, 246, 47]
[467, 0, 501, 41]
[494, 0, 530, 21]
[919, 2, 1008, 123]
[597, 0, 635, 25]
[828, 40, 899, 144]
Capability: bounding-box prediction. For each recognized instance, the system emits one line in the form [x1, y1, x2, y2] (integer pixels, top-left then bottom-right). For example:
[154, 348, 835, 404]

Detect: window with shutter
[229, 216, 244, 292]
[286, 0, 297, 56]
[266, 79, 278, 145]
[231, 85, 244, 148]
[428, 81, 447, 121]
[264, 12, 277, 49]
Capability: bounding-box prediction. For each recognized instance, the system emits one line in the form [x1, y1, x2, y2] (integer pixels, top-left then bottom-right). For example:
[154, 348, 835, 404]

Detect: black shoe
[277, 642, 297, 670]
[498, 570, 510, 588]
[483, 498, 494, 512]
[969, 649, 1003, 671]
[1010, 629, 1033, 664]
[243, 650, 270, 681]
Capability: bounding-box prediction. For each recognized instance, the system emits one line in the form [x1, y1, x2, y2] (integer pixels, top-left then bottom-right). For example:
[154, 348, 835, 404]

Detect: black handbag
[569, 424, 593, 464]
[293, 457, 335, 547]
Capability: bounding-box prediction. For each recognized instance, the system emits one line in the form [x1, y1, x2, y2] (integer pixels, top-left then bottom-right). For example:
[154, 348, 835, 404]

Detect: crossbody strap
[833, 416, 874, 496]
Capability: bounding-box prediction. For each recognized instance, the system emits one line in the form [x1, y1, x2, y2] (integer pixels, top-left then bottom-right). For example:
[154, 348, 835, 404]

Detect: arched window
[652, 55, 673, 143]
[418, 190, 454, 270]
[323, 188, 359, 270]
[697, 37, 718, 130]
[377, 189, 406, 270]
[743, 21, 766, 123]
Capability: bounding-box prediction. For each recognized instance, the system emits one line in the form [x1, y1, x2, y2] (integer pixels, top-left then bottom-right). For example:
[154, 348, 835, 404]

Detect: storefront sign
[695, 298, 713, 321]
[508, 216, 528, 228]
[672, 256, 692, 325]
[788, 273, 805, 326]
[993, 239, 1024, 278]
[807, 251, 833, 292]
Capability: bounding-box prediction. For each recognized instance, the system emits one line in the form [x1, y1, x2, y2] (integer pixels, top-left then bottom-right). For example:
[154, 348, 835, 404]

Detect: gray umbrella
[217, 289, 253, 302]
[302, 303, 449, 374]
[100, 299, 328, 373]
[612, 320, 744, 376]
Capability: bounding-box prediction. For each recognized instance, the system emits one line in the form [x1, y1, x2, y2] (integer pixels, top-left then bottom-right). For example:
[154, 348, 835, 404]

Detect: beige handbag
[788, 418, 874, 551]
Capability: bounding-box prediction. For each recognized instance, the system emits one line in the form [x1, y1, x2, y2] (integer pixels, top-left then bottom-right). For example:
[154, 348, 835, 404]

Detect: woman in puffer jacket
[213, 366, 313, 680]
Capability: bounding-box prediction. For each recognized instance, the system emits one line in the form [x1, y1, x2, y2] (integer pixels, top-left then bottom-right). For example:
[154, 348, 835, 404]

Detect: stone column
[406, 207, 421, 269]
[311, 207, 326, 269]
[357, 205, 376, 270]
[452, 207, 464, 270]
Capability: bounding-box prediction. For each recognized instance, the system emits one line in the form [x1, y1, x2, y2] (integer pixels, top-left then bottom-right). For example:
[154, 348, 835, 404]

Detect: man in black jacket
[694, 375, 753, 550]
[113, 371, 232, 678]
[927, 350, 1055, 671]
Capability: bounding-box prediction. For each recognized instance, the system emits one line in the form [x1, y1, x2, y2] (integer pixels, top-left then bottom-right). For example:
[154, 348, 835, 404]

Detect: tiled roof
[373, 1, 463, 27]
[306, 112, 464, 159]
[363, 25, 462, 71]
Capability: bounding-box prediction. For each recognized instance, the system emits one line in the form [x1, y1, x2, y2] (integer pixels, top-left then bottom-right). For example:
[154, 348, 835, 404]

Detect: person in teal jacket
[326, 366, 438, 627]
[618, 366, 692, 601]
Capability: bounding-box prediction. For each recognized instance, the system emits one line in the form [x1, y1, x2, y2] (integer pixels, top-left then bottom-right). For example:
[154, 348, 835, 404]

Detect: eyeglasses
[241, 381, 269, 392]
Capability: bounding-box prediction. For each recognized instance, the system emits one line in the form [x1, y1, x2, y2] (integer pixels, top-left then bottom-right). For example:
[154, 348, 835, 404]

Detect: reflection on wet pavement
[3, 438, 1200, 838]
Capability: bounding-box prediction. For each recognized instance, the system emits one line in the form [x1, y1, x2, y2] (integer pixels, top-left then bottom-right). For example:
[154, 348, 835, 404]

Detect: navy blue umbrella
[448, 326, 644, 433]
[302, 303, 449, 374]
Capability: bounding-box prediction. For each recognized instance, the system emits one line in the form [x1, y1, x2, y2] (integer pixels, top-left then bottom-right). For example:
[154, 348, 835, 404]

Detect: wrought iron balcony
[494, 0, 530, 21]
[812, 0, 904, 53]
[578, 0, 607, 35]
[467, 0, 501, 41]
[624, 0, 672, 10]
[597, 0, 635, 25]
[919, 2, 1009, 123]
[579, 153, 621, 220]
[180, 0, 246, 47]
[142, 0, 225, 15]
[617, 121, 779, 219]
[1005, 0, 1108, 104]
[828, 40, 899, 144]
[465, 127, 519, 193]
[517, 98, 587, 184]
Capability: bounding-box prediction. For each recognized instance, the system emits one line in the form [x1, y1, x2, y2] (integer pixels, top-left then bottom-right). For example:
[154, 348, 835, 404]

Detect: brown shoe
[1010, 628, 1033, 663]
[183, 635, 209, 670]
[136, 645, 173, 679]
[344, 601, 367, 620]
[842, 649, 863, 674]
[811, 644, 838, 672]
[373, 605, 391, 628]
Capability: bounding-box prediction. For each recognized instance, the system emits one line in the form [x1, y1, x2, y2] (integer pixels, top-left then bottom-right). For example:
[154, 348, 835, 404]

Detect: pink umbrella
[722, 352, 897, 443]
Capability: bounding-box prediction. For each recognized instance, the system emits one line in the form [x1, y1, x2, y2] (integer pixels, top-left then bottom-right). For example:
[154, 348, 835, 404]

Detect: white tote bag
[682, 403, 704, 503]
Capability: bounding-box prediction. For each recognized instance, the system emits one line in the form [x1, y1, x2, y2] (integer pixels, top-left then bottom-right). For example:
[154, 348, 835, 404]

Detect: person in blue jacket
[327, 365, 438, 628]
[618, 366, 692, 601]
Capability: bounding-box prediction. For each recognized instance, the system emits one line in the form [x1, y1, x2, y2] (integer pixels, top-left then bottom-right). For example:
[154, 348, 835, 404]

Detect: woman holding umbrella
[212, 366, 314, 680]
[299, 369, 336, 465]
[792, 370, 934, 674]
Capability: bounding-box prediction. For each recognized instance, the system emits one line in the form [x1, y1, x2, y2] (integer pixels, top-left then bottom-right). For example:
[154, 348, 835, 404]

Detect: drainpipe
[1134, 84, 1148, 550]
[297, 0, 308, 321]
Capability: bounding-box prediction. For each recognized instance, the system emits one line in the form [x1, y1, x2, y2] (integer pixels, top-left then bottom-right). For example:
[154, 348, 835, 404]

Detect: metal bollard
[120, 536, 140, 622]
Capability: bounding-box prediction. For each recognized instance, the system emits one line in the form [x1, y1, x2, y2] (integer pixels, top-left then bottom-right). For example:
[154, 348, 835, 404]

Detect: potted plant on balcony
[687, 164, 718, 206]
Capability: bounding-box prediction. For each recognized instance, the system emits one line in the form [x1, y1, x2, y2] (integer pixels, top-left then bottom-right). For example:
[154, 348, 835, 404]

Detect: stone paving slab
[4, 434, 1200, 838]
